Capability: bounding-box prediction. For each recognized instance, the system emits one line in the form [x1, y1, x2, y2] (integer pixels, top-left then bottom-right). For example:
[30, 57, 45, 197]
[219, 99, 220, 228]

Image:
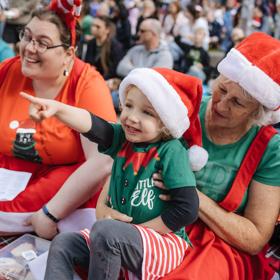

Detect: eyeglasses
[19, 29, 68, 54]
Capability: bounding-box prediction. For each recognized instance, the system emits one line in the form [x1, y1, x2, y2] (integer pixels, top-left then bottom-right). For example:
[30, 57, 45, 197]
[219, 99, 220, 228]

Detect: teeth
[25, 57, 38, 63]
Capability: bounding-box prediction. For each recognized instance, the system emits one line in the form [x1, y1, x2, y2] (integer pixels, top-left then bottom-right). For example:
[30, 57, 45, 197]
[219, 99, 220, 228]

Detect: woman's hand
[153, 172, 171, 201]
[20, 92, 60, 122]
[24, 210, 58, 240]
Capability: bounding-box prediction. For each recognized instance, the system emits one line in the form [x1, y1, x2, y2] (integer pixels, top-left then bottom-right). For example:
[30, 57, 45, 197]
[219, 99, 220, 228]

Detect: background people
[116, 18, 173, 77]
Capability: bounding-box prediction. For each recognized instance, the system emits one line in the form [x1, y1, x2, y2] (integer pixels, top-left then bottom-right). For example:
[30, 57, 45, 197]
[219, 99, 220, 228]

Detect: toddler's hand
[20, 92, 59, 122]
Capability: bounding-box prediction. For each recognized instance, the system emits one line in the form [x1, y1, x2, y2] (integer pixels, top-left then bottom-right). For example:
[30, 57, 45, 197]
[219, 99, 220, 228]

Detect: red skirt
[0, 154, 101, 232]
[161, 220, 275, 280]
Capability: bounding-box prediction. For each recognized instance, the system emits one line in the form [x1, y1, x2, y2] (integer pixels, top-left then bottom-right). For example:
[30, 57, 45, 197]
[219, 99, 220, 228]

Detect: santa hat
[119, 68, 208, 171]
[49, 0, 82, 46]
[218, 32, 280, 124]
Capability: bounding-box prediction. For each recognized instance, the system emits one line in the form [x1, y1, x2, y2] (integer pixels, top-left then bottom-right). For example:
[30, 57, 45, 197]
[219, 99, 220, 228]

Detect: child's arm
[96, 176, 133, 222]
[20, 92, 92, 133]
[141, 187, 199, 234]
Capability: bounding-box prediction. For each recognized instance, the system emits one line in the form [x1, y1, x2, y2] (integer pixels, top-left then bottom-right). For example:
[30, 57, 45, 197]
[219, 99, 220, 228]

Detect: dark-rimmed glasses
[19, 29, 68, 54]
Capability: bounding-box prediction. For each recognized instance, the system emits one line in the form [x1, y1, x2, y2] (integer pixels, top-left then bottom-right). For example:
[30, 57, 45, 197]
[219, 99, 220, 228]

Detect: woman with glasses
[0, 0, 116, 239]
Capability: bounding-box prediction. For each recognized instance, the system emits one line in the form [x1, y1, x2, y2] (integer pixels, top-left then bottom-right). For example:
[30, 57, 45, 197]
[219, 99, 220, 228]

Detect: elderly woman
[0, 0, 116, 239]
[99, 32, 280, 279]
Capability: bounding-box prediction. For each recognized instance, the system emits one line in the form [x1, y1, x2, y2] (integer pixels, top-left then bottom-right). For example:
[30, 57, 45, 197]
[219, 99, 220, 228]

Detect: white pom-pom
[271, 109, 280, 125]
[189, 145, 208, 171]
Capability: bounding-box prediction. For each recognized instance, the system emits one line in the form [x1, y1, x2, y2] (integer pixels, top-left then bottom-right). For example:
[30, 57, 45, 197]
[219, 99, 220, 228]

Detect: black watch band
[42, 205, 60, 223]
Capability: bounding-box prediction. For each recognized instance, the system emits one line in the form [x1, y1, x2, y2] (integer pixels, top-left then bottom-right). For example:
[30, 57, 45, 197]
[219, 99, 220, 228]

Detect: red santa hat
[218, 32, 280, 123]
[49, 0, 82, 46]
[119, 68, 208, 171]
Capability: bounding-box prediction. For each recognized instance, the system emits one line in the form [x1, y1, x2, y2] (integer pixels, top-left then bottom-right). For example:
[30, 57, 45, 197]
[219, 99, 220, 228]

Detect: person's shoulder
[267, 131, 280, 148]
[129, 44, 145, 52]
[160, 138, 187, 153]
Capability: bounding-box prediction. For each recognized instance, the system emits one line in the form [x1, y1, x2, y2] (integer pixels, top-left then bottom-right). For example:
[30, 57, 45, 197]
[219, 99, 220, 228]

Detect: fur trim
[119, 68, 190, 138]
[217, 48, 280, 110]
[188, 145, 208, 171]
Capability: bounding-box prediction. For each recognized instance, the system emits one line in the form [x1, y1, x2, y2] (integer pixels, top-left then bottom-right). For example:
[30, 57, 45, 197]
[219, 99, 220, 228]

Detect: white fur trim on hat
[188, 145, 208, 171]
[217, 48, 280, 110]
[119, 68, 190, 138]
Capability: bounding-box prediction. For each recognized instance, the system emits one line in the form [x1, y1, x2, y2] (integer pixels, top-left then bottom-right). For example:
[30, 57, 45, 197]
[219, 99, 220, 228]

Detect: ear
[64, 46, 76, 65]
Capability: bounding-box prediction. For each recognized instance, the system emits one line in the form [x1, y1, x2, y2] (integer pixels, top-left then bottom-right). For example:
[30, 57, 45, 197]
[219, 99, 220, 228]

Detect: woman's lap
[162, 220, 275, 280]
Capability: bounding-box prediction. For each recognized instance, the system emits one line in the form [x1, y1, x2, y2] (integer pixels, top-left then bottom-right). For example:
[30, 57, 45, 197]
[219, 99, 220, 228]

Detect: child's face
[120, 86, 164, 143]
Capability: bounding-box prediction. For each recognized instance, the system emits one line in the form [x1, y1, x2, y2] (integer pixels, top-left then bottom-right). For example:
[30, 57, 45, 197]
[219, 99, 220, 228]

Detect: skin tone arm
[26, 136, 113, 239]
[153, 173, 280, 255]
[96, 177, 133, 222]
[20, 92, 92, 133]
[20, 92, 114, 239]
[197, 180, 280, 255]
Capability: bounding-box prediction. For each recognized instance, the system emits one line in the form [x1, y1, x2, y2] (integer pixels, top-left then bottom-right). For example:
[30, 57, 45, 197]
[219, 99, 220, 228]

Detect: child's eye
[124, 102, 132, 108]
[143, 110, 155, 117]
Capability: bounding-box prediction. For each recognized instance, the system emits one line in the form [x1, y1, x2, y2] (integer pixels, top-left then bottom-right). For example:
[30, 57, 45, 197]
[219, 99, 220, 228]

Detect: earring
[63, 69, 69, 77]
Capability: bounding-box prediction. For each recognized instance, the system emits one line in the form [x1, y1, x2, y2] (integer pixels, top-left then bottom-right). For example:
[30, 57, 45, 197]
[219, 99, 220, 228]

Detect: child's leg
[89, 219, 143, 280]
[44, 232, 89, 280]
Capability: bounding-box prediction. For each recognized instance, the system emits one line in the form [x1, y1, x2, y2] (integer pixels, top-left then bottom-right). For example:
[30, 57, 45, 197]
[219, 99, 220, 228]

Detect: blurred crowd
[0, 0, 280, 106]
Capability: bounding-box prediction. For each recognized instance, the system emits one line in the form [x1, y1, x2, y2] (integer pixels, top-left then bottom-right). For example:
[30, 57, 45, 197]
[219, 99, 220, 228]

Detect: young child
[21, 67, 208, 280]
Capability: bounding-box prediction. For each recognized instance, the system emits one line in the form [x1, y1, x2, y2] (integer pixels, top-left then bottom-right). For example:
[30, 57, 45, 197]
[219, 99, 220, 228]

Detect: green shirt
[196, 96, 280, 212]
[100, 124, 196, 237]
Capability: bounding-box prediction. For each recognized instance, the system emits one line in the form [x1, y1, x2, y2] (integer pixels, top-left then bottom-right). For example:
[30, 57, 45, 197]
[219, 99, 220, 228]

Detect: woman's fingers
[159, 194, 171, 201]
[153, 173, 167, 190]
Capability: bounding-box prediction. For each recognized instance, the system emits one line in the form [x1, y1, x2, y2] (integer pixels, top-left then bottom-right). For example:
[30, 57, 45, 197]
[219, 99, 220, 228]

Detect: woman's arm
[198, 180, 280, 255]
[29, 136, 113, 239]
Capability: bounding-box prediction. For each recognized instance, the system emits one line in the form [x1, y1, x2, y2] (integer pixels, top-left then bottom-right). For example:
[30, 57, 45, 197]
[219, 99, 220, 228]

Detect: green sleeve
[160, 140, 196, 189]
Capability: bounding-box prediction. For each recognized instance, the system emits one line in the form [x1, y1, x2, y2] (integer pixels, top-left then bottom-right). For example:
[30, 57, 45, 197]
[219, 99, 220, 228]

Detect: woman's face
[20, 17, 69, 81]
[210, 76, 260, 128]
[91, 18, 109, 39]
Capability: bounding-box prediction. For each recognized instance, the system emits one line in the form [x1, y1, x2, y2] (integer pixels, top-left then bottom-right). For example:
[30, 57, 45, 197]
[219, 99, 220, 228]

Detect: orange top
[0, 58, 117, 165]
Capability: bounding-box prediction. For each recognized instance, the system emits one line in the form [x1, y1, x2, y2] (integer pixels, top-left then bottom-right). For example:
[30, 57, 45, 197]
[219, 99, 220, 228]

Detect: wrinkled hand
[20, 92, 60, 122]
[97, 202, 133, 223]
[153, 172, 171, 201]
[24, 210, 58, 240]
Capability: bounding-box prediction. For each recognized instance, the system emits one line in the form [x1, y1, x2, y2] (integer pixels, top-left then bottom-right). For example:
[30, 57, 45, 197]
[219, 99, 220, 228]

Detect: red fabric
[219, 126, 277, 212]
[161, 221, 275, 280]
[49, 0, 82, 46]
[0, 154, 101, 212]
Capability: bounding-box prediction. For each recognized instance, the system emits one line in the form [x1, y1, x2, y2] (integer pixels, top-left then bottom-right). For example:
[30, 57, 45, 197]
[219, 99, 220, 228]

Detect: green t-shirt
[196, 96, 280, 212]
[99, 124, 196, 237]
